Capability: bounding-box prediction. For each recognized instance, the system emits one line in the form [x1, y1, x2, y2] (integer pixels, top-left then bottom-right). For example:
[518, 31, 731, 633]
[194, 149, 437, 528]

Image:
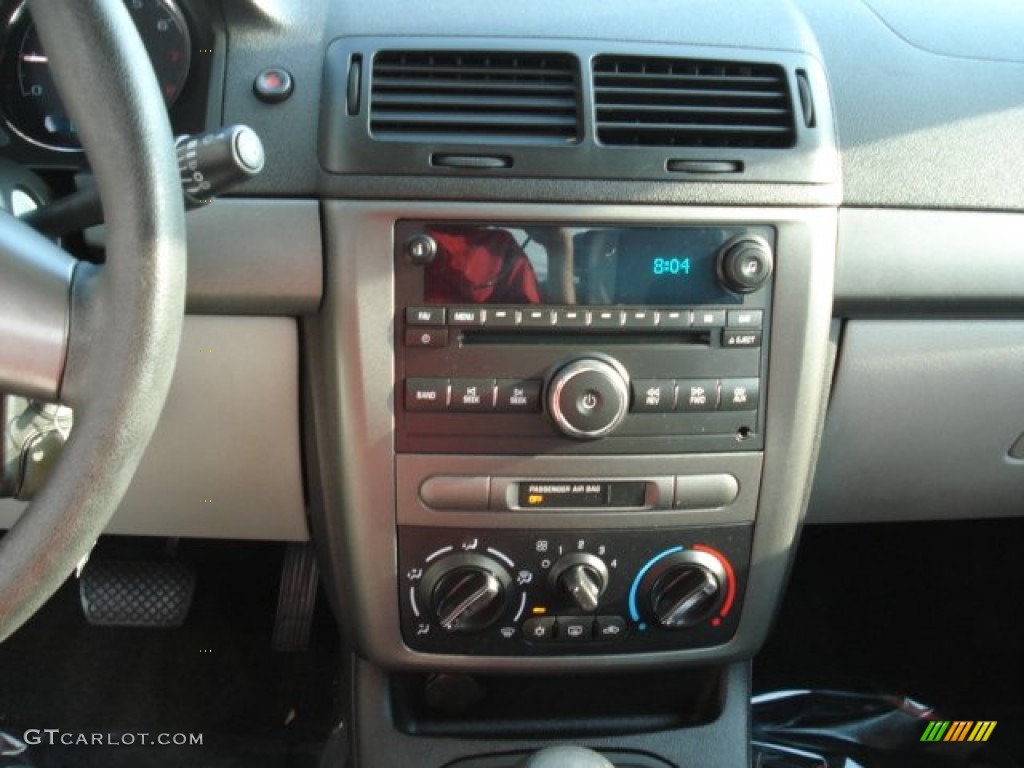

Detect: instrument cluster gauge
[0, 0, 192, 152]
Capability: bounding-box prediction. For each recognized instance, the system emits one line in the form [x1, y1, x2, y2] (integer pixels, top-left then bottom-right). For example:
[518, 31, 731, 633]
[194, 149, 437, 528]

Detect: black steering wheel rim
[0, 0, 186, 640]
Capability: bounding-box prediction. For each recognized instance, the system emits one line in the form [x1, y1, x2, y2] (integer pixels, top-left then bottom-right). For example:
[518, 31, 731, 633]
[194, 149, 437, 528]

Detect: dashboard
[1, 0, 1023, 765]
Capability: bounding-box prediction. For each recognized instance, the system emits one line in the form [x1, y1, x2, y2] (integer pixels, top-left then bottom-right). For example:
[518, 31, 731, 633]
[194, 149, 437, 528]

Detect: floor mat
[0, 538, 343, 767]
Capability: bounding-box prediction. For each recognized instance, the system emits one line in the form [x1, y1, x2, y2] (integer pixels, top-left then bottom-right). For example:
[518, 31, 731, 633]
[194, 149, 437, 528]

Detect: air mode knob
[423, 554, 513, 634]
[648, 550, 727, 629]
[718, 237, 774, 294]
[546, 356, 630, 440]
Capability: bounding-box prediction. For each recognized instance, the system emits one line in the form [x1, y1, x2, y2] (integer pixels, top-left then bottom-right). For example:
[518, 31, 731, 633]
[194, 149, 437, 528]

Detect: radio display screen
[421, 224, 749, 306]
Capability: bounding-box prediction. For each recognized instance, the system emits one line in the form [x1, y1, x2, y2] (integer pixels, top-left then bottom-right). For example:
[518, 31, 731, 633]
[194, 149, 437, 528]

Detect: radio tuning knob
[718, 237, 773, 294]
[546, 356, 630, 440]
[550, 553, 609, 612]
[647, 550, 728, 629]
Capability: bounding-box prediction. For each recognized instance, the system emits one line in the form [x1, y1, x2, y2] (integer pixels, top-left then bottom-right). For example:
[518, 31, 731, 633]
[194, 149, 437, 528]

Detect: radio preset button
[720, 378, 760, 411]
[487, 308, 520, 327]
[406, 378, 449, 412]
[407, 306, 446, 326]
[451, 379, 497, 411]
[555, 309, 589, 328]
[521, 309, 555, 328]
[676, 379, 719, 412]
[658, 309, 692, 329]
[722, 330, 762, 348]
[404, 328, 449, 348]
[590, 309, 625, 329]
[631, 379, 676, 413]
[692, 309, 727, 328]
[623, 309, 659, 329]
[727, 310, 763, 328]
[496, 379, 542, 412]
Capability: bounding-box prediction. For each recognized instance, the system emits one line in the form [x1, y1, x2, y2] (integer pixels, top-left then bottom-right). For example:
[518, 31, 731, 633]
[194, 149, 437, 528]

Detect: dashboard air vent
[370, 51, 581, 145]
[593, 55, 796, 149]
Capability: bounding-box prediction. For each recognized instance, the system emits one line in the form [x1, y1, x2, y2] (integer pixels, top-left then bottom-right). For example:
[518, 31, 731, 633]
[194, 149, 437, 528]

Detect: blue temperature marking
[628, 545, 685, 623]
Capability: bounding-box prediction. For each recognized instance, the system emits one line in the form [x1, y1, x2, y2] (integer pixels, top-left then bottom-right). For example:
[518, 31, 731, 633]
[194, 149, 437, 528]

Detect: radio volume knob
[718, 237, 773, 294]
[546, 357, 630, 440]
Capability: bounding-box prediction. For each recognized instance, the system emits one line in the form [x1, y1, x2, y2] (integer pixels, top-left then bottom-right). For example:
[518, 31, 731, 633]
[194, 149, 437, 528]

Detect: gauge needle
[21, 53, 48, 64]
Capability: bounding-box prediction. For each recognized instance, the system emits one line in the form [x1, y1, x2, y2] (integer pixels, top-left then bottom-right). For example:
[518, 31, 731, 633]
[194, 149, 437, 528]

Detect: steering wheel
[0, 0, 185, 640]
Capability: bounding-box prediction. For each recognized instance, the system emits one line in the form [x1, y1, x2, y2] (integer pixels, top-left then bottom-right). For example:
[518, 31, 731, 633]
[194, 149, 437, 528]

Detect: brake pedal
[79, 560, 195, 628]
[272, 542, 319, 652]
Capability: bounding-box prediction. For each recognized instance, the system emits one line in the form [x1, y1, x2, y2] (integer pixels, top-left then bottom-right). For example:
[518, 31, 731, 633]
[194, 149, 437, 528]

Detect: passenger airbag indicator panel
[519, 481, 646, 509]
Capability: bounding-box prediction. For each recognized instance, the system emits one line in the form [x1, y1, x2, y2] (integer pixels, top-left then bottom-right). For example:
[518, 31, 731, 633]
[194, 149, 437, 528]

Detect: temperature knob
[718, 237, 773, 294]
[550, 553, 609, 612]
[546, 356, 630, 440]
[647, 550, 727, 629]
[421, 553, 513, 634]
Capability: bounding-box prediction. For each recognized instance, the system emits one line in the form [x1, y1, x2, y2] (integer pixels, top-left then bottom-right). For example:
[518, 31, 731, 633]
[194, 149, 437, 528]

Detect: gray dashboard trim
[0, 316, 310, 541]
[312, 201, 837, 672]
[810, 320, 1024, 524]
[835, 209, 1024, 315]
[183, 199, 323, 315]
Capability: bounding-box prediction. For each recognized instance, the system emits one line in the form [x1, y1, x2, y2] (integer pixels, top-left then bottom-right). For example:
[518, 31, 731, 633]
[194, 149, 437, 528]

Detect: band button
[405, 378, 449, 412]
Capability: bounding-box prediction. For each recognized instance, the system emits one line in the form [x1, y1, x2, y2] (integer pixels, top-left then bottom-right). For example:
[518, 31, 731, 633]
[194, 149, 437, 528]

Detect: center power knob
[546, 356, 630, 440]
[550, 553, 609, 612]
[648, 550, 728, 629]
[426, 553, 512, 634]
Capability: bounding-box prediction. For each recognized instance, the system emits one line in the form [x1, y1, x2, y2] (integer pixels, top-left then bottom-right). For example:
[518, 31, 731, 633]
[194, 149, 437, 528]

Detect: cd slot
[460, 330, 711, 347]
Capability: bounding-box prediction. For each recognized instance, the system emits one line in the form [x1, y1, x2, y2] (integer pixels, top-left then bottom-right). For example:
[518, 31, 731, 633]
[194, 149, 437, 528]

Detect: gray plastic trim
[398, 454, 759, 530]
[312, 201, 836, 672]
[84, 199, 324, 315]
[809, 320, 1024, 523]
[0, 316, 310, 540]
[185, 199, 322, 315]
[835, 209, 1024, 316]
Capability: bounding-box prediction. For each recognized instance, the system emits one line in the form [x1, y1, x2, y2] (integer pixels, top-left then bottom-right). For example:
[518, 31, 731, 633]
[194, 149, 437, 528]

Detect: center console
[313, 202, 836, 673]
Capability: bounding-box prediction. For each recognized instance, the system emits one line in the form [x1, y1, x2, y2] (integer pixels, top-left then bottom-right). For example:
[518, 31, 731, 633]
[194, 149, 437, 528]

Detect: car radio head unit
[395, 221, 773, 456]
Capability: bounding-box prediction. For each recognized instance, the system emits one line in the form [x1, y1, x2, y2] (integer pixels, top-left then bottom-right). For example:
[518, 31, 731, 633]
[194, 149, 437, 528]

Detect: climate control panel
[398, 524, 750, 656]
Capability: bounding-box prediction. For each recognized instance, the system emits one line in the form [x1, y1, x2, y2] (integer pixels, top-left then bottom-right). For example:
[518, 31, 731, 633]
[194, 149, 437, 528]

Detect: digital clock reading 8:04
[651, 257, 692, 277]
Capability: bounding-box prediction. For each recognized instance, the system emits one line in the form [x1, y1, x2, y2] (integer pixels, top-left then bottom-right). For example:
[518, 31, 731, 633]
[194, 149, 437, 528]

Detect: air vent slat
[375, 80, 576, 95]
[373, 112, 579, 128]
[370, 51, 581, 144]
[593, 55, 796, 149]
[374, 92, 577, 111]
